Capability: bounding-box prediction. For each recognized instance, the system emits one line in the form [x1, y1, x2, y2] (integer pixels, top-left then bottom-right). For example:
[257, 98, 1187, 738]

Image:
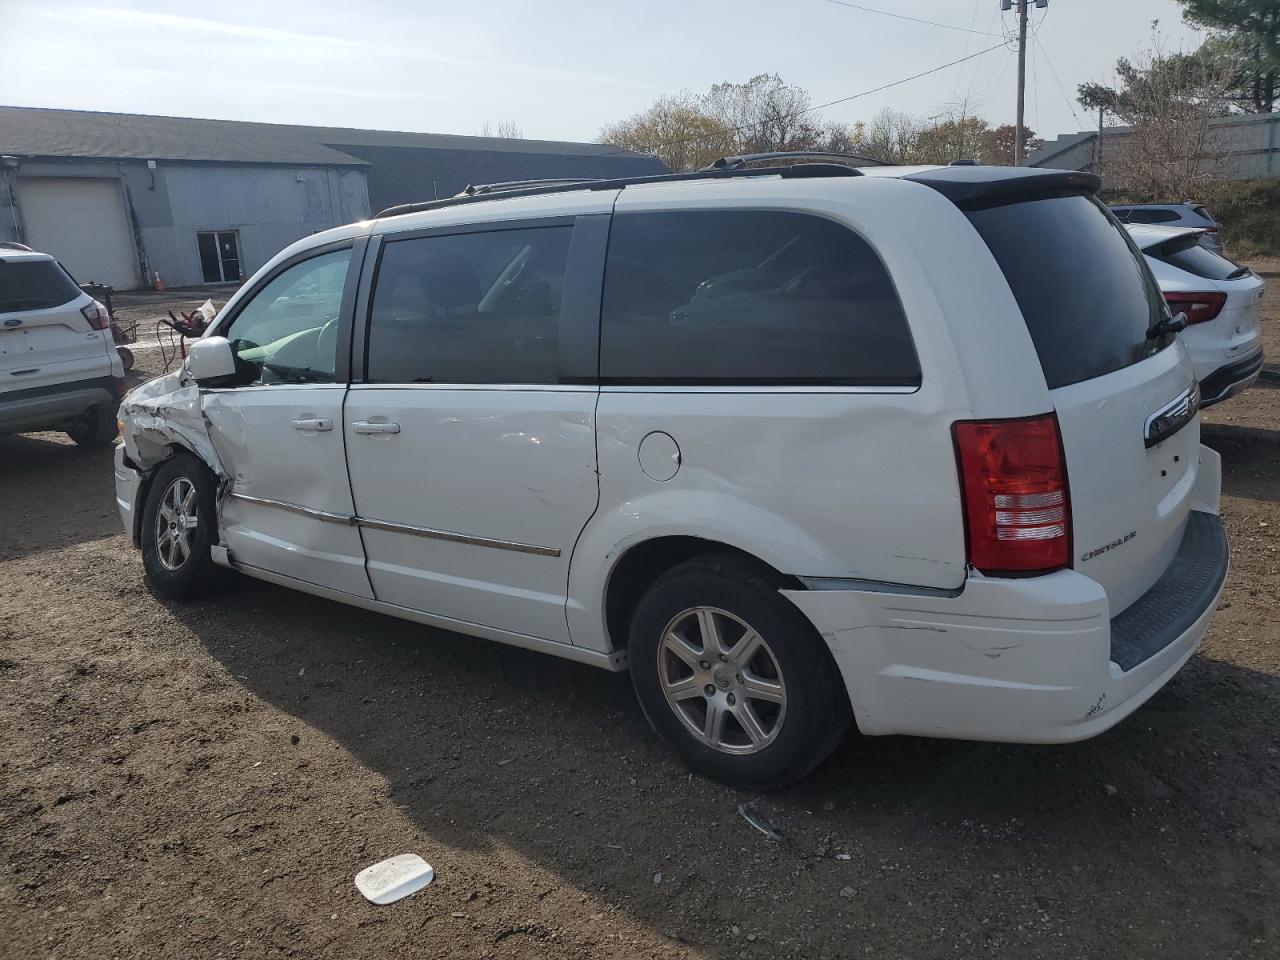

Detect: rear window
[967, 193, 1170, 389]
[0, 258, 82, 312]
[1120, 208, 1181, 224]
[1152, 234, 1248, 282]
[599, 210, 920, 386]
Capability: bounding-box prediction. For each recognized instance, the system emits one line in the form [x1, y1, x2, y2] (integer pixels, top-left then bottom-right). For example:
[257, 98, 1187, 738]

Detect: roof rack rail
[703, 151, 889, 170]
[374, 158, 867, 219]
[457, 177, 605, 197]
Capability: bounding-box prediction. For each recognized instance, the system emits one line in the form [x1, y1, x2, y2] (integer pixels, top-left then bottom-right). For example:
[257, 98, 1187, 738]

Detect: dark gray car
[1108, 202, 1223, 254]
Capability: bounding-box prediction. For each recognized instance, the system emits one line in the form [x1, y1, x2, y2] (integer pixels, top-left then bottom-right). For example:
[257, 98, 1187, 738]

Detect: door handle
[291, 417, 333, 432]
[351, 420, 401, 435]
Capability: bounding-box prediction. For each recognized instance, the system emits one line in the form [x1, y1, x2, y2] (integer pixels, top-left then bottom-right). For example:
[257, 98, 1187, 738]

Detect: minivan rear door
[0, 256, 111, 395]
[965, 191, 1201, 615]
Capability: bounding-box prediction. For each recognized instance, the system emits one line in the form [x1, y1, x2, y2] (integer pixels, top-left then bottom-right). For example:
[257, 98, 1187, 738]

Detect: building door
[197, 230, 241, 283]
[19, 177, 139, 289]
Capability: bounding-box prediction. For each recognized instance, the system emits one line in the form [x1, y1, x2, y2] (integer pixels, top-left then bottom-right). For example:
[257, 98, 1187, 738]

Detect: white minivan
[115, 159, 1229, 787]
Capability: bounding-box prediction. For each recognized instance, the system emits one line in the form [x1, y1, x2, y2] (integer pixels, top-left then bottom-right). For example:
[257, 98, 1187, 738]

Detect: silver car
[1110, 202, 1224, 254]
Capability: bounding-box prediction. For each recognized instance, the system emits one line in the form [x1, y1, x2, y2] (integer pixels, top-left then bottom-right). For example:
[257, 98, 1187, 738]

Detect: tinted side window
[222, 248, 350, 385]
[0, 259, 82, 311]
[1127, 208, 1180, 224]
[967, 193, 1169, 389]
[367, 226, 571, 385]
[599, 211, 919, 386]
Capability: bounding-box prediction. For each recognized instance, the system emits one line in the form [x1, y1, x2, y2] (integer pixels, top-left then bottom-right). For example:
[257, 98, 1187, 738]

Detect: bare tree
[599, 92, 735, 171]
[845, 109, 923, 164]
[477, 120, 524, 139]
[979, 123, 1044, 165]
[599, 75, 828, 171]
[1079, 33, 1233, 196]
[700, 74, 826, 155]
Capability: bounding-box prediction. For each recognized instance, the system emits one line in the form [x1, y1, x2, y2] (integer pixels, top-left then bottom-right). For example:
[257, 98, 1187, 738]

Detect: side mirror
[187, 336, 238, 383]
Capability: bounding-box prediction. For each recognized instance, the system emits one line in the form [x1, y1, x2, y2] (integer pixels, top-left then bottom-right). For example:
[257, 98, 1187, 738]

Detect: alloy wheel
[657, 606, 787, 755]
[155, 477, 199, 571]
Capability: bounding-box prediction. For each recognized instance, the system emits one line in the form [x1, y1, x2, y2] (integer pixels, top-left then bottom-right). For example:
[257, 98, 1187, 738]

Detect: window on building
[198, 231, 242, 283]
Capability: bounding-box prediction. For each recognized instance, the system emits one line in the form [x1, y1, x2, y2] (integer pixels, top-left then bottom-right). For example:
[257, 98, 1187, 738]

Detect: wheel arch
[130, 442, 219, 547]
[601, 535, 803, 656]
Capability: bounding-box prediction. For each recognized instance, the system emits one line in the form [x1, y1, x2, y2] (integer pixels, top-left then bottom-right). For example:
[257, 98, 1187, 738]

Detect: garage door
[19, 177, 139, 290]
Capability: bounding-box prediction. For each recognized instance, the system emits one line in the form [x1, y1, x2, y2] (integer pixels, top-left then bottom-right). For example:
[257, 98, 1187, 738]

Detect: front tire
[628, 554, 852, 789]
[140, 454, 231, 598]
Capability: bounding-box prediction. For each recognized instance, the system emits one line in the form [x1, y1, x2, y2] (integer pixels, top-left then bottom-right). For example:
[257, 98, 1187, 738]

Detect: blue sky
[1, 0, 1203, 143]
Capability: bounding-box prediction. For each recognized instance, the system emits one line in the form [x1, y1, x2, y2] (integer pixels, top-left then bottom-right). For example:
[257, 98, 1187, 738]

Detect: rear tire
[66, 407, 118, 447]
[140, 454, 232, 599]
[628, 554, 852, 789]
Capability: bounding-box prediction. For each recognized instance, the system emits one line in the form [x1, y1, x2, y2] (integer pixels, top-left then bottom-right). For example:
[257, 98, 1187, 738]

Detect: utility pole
[1003, 0, 1046, 165]
[1015, 0, 1028, 162]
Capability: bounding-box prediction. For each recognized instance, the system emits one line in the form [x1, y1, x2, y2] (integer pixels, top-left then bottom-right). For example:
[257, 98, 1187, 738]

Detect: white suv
[1, 245, 126, 444]
[114, 159, 1228, 787]
[1126, 223, 1264, 407]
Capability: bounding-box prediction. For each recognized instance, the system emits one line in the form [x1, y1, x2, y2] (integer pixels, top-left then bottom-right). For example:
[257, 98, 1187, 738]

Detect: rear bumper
[1199, 348, 1263, 407]
[783, 447, 1227, 744]
[0, 376, 121, 434]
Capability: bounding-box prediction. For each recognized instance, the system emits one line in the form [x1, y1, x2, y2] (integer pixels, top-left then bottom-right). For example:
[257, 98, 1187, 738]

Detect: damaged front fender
[119, 370, 227, 484]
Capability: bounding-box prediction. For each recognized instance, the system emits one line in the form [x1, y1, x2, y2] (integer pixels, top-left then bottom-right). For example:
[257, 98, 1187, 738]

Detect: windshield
[967, 192, 1172, 389]
[0, 258, 83, 312]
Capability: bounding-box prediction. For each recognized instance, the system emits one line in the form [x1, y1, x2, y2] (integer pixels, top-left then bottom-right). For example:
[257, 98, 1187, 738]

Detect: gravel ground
[1, 287, 1277, 960]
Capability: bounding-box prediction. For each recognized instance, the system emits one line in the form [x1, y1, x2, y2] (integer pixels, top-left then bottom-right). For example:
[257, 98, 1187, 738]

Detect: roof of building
[1023, 130, 1097, 169]
[0, 105, 654, 168]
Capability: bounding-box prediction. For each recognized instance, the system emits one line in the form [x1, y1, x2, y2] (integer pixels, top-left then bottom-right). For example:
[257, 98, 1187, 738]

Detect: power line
[821, 0, 1001, 37]
[952, 0, 987, 99]
[1033, 32, 1083, 128]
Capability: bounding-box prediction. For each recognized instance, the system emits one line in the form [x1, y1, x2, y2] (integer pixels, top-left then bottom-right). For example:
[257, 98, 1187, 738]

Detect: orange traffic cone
[153, 271, 165, 291]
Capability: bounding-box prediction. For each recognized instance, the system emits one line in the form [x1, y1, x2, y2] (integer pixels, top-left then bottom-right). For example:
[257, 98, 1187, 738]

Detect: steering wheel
[315, 315, 340, 369]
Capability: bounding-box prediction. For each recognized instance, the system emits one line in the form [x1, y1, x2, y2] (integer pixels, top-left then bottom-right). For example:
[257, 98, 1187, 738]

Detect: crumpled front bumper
[113, 443, 144, 546]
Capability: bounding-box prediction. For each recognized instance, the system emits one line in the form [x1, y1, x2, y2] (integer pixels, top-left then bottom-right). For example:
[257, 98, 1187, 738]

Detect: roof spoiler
[902, 167, 1102, 208]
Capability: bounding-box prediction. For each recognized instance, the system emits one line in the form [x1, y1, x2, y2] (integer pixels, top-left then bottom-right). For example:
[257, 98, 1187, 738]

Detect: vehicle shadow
[0, 432, 122, 561]
[172, 572, 1280, 958]
[1208, 430, 1280, 504]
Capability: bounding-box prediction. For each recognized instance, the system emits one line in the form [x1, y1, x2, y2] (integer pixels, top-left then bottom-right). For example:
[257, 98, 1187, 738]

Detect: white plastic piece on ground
[354, 854, 434, 905]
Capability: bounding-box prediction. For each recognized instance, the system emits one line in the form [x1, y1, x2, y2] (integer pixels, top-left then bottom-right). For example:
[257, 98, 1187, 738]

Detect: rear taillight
[81, 299, 110, 330]
[953, 413, 1071, 575]
[1163, 291, 1226, 325]
[1201, 225, 1219, 233]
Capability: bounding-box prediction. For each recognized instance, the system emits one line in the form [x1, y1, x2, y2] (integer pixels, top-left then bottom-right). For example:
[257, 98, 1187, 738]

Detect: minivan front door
[344, 217, 606, 643]
[202, 244, 372, 598]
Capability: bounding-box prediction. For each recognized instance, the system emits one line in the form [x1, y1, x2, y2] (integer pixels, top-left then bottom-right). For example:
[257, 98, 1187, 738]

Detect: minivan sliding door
[344, 214, 607, 643]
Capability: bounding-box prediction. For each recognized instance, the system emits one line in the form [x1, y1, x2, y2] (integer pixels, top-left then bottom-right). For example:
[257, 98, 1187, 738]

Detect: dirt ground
[2, 282, 1278, 960]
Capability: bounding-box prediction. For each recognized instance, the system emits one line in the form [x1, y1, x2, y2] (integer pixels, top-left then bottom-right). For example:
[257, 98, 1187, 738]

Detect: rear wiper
[1147, 312, 1189, 341]
[1225, 266, 1251, 281]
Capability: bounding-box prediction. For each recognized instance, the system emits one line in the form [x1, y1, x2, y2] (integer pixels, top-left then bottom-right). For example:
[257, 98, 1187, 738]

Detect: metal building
[0, 106, 665, 289]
